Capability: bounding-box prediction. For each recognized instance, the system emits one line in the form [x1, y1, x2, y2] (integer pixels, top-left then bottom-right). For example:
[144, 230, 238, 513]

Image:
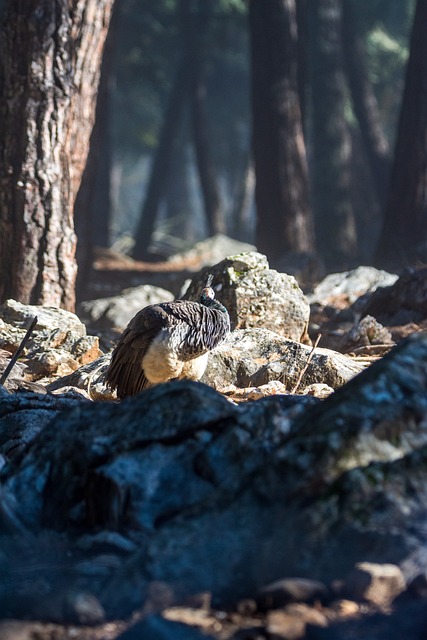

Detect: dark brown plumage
[105, 277, 230, 398]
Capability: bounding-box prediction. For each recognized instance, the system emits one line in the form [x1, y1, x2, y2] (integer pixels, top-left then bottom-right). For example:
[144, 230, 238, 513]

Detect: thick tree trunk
[75, 0, 120, 301]
[249, 0, 315, 264]
[375, 0, 427, 269]
[0, 0, 113, 311]
[309, 0, 357, 269]
[342, 0, 391, 207]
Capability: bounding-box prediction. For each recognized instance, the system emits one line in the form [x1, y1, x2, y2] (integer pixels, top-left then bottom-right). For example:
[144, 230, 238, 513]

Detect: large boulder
[2, 334, 427, 621]
[202, 328, 365, 391]
[183, 251, 310, 341]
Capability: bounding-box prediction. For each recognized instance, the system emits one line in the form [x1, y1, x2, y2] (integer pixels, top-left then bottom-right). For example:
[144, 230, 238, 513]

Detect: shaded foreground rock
[2, 334, 427, 626]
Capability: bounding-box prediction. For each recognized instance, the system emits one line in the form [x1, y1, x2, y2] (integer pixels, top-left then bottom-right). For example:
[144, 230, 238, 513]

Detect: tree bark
[0, 0, 114, 311]
[375, 0, 427, 269]
[249, 0, 315, 264]
[309, 0, 357, 269]
[75, 0, 120, 301]
[341, 0, 391, 207]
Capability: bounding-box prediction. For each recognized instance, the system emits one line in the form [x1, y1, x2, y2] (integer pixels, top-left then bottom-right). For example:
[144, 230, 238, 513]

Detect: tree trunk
[75, 0, 120, 301]
[375, 0, 427, 269]
[190, 66, 226, 237]
[132, 57, 190, 261]
[0, 0, 114, 311]
[186, 0, 225, 237]
[231, 154, 255, 242]
[309, 0, 357, 269]
[342, 0, 391, 207]
[249, 0, 315, 264]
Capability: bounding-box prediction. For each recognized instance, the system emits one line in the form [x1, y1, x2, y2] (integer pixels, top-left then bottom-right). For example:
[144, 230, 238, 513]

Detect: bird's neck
[200, 294, 228, 314]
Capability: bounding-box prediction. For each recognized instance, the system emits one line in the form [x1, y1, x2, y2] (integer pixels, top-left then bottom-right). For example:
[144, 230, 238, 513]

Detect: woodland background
[0, 0, 425, 312]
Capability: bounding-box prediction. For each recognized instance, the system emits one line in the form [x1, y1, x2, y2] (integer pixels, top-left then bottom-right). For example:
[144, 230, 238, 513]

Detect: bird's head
[200, 274, 216, 304]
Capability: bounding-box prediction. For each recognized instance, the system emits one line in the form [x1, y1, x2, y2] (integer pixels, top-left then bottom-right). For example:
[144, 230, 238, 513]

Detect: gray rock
[167, 233, 256, 268]
[360, 266, 427, 325]
[202, 328, 365, 391]
[0, 300, 101, 382]
[257, 578, 329, 610]
[308, 266, 398, 305]
[2, 335, 427, 620]
[183, 251, 310, 341]
[77, 284, 174, 332]
[342, 562, 406, 607]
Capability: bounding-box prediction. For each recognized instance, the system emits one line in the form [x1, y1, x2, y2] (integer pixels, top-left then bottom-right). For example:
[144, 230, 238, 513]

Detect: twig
[0, 316, 38, 386]
[291, 333, 322, 395]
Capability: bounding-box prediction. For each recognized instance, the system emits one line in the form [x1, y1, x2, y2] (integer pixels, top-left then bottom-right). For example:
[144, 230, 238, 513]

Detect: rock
[116, 615, 216, 640]
[46, 354, 112, 399]
[48, 328, 364, 398]
[0, 300, 101, 382]
[339, 315, 394, 353]
[308, 266, 398, 306]
[0, 390, 89, 462]
[167, 233, 256, 269]
[359, 266, 427, 326]
[77, 284, 174, 333]
[305, 598, 427, 640]
[267, 605, 328, 637]
[183, 251, 310, 341]
[343, 562, 406, 607]
[202, 329, 365, 391]
[2, 335, 427, 621]
[257, 578, 329, 610]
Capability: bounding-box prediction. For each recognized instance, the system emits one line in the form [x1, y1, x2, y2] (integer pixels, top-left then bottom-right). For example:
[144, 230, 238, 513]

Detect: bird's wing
[105, 305, 169, 397]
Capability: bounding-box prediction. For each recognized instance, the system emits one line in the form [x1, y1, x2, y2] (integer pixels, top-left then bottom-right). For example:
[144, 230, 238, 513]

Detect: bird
[105, 275, 230, 398]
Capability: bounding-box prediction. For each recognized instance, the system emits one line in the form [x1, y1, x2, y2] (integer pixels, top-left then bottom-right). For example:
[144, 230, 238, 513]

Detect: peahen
[105, 275, 230, 398]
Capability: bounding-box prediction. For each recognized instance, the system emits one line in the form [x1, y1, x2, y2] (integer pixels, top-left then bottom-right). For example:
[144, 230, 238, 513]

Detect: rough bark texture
[375, 0, 427, 269]
[0, 0, 114, 311]
[75, 0, 121, 301]
[249, 0, 315, 263]
[309, 0, 357, 269]
[341, 0, 391, 208]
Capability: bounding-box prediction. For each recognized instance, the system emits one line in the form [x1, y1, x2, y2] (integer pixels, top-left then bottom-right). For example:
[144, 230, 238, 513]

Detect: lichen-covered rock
[0, 300, 101, 382]
[202, 328, 365, 391]
[183, 252, 310, 342]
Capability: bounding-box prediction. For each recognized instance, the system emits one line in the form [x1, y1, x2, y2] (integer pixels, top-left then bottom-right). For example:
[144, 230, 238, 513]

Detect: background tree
[375, 0, 427, 268]
[309, 0, 357, 269]
[249, 0, 314, 264]
[341, 0, 391, 207]
[0, 0, 114, 311]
